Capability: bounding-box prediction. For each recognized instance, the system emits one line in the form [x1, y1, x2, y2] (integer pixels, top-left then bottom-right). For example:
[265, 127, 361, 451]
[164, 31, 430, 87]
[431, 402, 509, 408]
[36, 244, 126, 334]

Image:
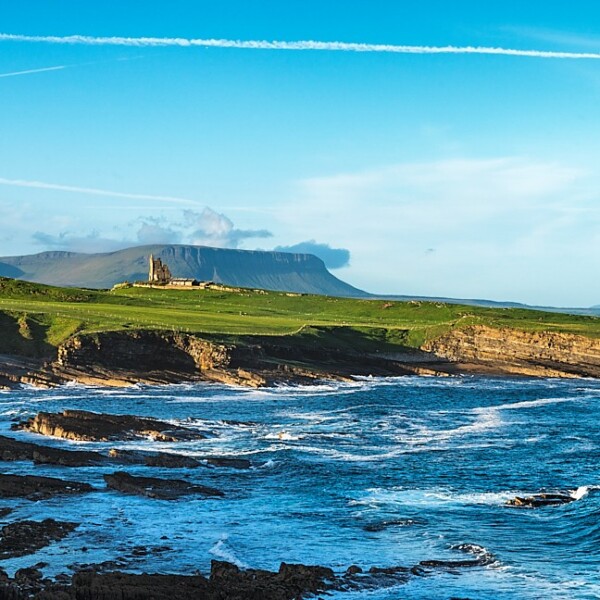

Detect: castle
[148, 255, 199, 287]
[148, 254, 172, 284]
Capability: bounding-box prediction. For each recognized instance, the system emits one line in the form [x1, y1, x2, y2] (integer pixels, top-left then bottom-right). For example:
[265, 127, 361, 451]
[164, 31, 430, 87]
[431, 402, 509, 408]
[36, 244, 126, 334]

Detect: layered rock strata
[13, 410, 205, 442]
[423, 325, 600, 378]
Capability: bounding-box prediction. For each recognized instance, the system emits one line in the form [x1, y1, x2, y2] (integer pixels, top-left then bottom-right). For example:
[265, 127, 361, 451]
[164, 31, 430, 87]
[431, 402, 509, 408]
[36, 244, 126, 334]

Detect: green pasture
[0, 277, 599, 358]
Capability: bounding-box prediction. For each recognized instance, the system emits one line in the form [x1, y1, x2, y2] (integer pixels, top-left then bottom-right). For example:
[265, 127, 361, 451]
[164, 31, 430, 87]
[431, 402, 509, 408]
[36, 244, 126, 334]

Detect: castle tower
[148, 254, 172, 284]
[149, 254, 155, 282]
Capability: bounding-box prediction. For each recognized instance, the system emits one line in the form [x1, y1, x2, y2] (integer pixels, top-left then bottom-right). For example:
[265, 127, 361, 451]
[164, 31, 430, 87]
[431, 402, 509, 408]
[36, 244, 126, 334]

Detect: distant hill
[374, 295, 599, 316]
[0, 245, 367, 297]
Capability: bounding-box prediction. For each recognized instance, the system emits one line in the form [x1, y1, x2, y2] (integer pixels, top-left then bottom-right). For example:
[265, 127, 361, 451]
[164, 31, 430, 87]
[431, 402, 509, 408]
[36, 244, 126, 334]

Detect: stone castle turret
[148, 254, 172, 284]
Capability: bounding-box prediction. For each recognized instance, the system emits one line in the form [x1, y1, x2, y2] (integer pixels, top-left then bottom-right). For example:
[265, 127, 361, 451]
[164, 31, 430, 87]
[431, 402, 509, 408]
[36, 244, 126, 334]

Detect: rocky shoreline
[0, 407, 584, 599]
[0, 553, 503, 599]
[3, 324, 600, 391]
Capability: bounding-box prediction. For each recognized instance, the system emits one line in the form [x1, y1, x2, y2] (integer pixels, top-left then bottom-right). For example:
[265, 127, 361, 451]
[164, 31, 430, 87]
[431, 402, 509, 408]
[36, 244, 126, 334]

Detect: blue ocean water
[0, 376, 599, 599]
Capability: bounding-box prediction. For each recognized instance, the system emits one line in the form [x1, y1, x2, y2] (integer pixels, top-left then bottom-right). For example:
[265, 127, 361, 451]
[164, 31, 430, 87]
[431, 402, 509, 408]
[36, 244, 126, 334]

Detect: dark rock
[69, 571, 210, 600]
[0, 474, 93, 500]
[0, 507, 13, 519]
[68, 560, 129, 574]
[14, 410, 204, 442]
[208, 559, 335, 599]
[278, 562, 335, 590]
[103, 472, 224, 500]
[14, 567, 43, 583]
[506, 493, 576, 508]
[6, 560, 336, 600]
[209, 560, 240, 580]
[108, 448, 202, 468]
[368, 565, 410, 575]
[0, 519, 78, 559]
[419, 558, 482, 569]
[419, 545, 495, 569]
[0, 557, 475, 599]
[0, 434, 106, 466]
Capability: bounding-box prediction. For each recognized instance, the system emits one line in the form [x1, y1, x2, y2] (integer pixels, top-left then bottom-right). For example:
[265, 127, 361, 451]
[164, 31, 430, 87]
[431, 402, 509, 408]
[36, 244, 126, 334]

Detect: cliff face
[52, 331, 265, 387]
[423, 325, 600, 378]
[4, 325, 600, 390]
[39, 328, 452, 388]
[0, 245, 366, 297]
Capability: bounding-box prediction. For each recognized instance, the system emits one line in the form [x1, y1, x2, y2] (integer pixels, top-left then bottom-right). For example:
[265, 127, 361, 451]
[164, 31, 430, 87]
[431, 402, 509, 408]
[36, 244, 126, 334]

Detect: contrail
[1, 33, 600, 59]
[0, 65, 66, 78]
[0, 177, 200, 206]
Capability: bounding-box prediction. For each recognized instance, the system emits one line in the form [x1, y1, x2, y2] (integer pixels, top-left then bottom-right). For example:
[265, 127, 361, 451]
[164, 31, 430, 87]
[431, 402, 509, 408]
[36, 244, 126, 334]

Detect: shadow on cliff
[0, 313, 55, 359]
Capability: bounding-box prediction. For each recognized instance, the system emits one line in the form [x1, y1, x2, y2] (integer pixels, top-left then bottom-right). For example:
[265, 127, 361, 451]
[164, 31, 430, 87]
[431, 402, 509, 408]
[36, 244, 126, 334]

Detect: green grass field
[1, 277, 599, 358]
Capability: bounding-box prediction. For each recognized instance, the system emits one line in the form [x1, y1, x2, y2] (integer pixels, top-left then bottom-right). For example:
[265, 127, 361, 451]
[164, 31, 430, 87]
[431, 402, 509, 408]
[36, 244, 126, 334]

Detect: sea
[1, 375, 599, 599]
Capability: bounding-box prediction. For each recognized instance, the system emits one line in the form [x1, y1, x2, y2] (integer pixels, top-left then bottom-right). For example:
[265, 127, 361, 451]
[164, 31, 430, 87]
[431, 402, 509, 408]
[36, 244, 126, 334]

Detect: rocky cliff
[423, 325, 600, 378]
[0, 327, 456, 389]
[4, 324, 600, 390]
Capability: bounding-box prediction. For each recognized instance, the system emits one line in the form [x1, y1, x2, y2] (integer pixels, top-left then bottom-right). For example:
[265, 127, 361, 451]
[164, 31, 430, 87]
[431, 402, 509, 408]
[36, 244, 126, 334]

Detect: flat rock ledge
[0, 435, 106, 467]
[0, 519, 78, 559]
[103, 471, 224, 500]
[108, 449, 203, 469]
[13, 410, 205, 442]
[0, 474, 93, 501]
[108, 449, 252, 470]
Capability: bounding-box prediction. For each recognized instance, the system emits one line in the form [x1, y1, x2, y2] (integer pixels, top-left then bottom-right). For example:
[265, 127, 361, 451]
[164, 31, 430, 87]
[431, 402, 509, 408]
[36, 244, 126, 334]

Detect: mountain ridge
[0, 244, 366, 297]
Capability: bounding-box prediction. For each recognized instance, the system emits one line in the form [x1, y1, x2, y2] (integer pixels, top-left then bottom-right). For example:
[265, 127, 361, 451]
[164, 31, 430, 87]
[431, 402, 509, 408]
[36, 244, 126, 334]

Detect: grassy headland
[1, 277, 600, 359]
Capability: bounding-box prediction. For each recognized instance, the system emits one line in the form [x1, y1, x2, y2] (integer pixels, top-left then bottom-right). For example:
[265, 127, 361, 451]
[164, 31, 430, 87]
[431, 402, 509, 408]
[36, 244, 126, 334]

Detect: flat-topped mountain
[0, 245, 366, 296]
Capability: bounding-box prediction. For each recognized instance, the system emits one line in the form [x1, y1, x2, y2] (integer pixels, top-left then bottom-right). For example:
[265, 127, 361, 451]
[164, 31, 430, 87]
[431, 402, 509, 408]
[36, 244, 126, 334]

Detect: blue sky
[1, 1, 600, 306]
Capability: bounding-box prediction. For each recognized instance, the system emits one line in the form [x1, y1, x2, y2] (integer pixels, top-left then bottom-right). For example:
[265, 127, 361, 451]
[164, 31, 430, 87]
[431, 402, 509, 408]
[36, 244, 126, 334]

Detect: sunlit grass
[1, 278, 599, 356]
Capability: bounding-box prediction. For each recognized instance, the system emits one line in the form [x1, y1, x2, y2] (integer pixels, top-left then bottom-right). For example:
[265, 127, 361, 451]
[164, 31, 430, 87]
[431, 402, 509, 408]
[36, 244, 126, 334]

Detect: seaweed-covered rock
[103, 472, 223, 500]
[0, 474, 93, 501]
[0, 519, 78, 559]
[0, 435, 106, 467]
[108, 449, 201, 468]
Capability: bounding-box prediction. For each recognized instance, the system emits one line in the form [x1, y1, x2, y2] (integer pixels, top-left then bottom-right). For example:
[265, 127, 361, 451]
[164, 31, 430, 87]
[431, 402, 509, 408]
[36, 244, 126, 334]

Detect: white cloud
[136, 220, 182, 245]
[32, 230, 127, 253]
[294, 158, 583, 243]
[0, 177, 201, 206]
[1, 33, 600, 60]
[281, 157, 600, 304]
[183, 208, 272, 247]
[27, 208, 273, 254]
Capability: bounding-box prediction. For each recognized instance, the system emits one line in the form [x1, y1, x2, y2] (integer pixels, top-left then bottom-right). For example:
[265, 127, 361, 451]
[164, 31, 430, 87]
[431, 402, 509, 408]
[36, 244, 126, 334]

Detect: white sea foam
[569, 485, 600, 500]
[209, 535, 248, 569]
[350, 487, 519, 509]
[492, 396, 587, 411]
[264, 431, 304, 441]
